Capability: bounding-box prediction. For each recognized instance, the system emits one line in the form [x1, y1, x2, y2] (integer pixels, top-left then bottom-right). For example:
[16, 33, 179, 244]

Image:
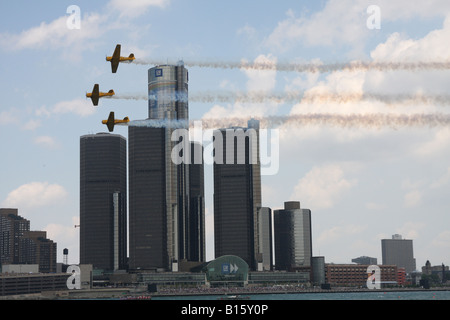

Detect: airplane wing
[111, 44, 121, 73]
[107, 112, 115, 132]
[91, 84, 99, 106]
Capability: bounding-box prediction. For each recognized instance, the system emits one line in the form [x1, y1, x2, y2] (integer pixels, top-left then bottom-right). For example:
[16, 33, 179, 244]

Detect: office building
[0, 209, 30, 265]
[381, 234, 416, 274]
[273, 201, 312, 271]
[213, 120, 262, 270]
[352, 256, 377, 265]
[80, 133, 127, 271]
[128, 63, 205, 271]
[20, 231, 57, 273]
[326, 264, 398, 287]
[312, 256, 326, 285]
[1, 209, 56, 273]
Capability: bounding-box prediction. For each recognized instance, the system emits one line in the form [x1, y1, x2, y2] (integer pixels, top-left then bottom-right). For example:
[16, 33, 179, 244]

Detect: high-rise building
[273, 201, 312, 271]
[213, 120, 262, 270]
[79, 133, 127, 271]
[128, 63, 205, 271]
[381, 234, 416, 274]
[0, 209, 56, 273]
[0, 209, 30, 265]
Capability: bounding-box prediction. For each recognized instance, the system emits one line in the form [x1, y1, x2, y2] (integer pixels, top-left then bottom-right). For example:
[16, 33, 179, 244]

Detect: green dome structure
[205, 255, 249, 287]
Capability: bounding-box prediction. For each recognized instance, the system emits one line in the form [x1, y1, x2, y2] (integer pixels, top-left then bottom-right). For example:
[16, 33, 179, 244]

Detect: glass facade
[148, 63, 188, 121]
[80, 133, 127, 271]
[213, 121, 262, 270]
[205, 255, 249, 286]
[274, 202, 312, 271]
[129, 64, 205, 271]
[381, 236, 416, 274]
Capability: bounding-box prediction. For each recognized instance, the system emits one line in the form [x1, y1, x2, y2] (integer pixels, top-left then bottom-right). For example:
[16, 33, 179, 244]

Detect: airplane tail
[108, 90, 115, 94]
[129, 53, 135, 59]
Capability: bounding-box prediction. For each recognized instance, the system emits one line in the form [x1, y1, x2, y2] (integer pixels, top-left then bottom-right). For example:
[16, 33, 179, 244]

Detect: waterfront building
[213, 120, 262, 270]
[0, 209, 30, 265]
[273, 201, 312, 271]
[0, 209, 56, 273]
[381, 234, 416, 274]
[326, 264, 398, 287]
[128, 63, 205, 271]
[80, 133, 127, 271]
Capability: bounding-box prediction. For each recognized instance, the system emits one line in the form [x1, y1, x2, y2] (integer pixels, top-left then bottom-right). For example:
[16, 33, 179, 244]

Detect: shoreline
[2, 286, 449, 300]
[152, 286, 450, 298]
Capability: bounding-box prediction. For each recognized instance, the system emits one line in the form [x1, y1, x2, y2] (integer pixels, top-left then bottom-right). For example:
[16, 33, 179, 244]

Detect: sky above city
[1, 0, 450, 268]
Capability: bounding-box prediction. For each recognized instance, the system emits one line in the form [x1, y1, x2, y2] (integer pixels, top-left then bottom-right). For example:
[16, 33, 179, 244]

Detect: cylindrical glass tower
[148, 62, 188, 121]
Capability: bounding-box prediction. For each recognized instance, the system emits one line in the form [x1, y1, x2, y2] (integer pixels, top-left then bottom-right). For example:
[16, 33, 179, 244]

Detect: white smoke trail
[134, 58, 450, 73]
[125, 113, 450, 130]
[111, 93, 147, 101]
[128, 118, 189, 129]
[112, 90, 450, 106]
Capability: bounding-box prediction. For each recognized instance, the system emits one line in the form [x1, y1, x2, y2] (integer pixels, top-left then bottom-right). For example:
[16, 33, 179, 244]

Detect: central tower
[148, 62, 188, 121]
[129, 62, 204, 271]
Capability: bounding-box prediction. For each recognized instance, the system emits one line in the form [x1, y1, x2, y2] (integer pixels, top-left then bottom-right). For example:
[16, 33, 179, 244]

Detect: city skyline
[1, 1, 450, 268]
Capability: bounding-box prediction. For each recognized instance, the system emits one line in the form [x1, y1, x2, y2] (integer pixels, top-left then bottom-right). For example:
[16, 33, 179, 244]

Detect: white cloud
[0, 13, 109, 57]
[415, 129, 450, 158]
[264, 3, 369, 52]
[44, 217, 78, 242]
[430, 167, 450, 188]
[2, 182, 68, 209]
[52, 98, 96, 117]
[403, 190, 422, 208]
[202, 54, 279, 119]
[396, 221, 425, 239]
[33, 135, 60, 149]
[431, 230, 450, 248]
[109, 0, 170, 17]
[317, 224, 367, 245]
[265, 1, 450, 53]
[242, 54, 277, 92]
[44, 216, 79, 264]
[290, 164, 357, 210]
[22, 119, 41, 131]
[37, 98, 95, 118]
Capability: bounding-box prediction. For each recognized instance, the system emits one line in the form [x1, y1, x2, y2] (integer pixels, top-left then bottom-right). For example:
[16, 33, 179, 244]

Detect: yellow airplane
[106, 44, 135, 73]
[102, 112, 130, 132]
[86, 84, 115, 106]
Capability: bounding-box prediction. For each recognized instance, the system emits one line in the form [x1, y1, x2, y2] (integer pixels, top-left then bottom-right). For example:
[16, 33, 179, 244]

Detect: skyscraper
[213, 120, 262, 270]
[80, 133, 127, 271]
[273, 201, 312, 271]
[128, 63, 205, 271]
[381, 234, 416, 274]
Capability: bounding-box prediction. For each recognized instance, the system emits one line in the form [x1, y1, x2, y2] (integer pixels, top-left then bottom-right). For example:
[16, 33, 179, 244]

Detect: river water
[152, 289, 450, 300]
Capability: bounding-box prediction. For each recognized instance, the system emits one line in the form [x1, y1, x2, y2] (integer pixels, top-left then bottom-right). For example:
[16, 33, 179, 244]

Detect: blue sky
[1, 0, 450, 268]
